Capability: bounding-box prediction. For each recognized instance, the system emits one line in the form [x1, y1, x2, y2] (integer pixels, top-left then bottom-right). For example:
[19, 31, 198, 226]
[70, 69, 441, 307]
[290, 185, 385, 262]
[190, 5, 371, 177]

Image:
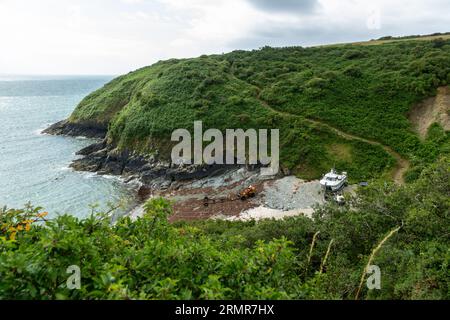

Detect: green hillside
[69, 37, 450, 182]
[2, 35, 449, 301]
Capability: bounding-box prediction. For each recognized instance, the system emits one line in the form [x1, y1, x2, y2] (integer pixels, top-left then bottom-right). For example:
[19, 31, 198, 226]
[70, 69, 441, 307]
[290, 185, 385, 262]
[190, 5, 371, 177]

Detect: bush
[0, 199, 305, 299]
[342, 49, 366, 59]
[1, 157, 448, 299]
[343, 65, 363, 78]
[306, 77, 328, 89]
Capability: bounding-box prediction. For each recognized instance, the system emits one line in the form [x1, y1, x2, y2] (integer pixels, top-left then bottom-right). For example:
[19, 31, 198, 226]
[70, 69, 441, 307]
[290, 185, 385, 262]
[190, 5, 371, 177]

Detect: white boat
[320, 169, 347, 192]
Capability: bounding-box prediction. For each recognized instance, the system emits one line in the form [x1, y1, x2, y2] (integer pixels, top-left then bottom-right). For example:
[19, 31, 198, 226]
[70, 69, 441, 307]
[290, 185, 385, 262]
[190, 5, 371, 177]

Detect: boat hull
[320, 178, 347, 192]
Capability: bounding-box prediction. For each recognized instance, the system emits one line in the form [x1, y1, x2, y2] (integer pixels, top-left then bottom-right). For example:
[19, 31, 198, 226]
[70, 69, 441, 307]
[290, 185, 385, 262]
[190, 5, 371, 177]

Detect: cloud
[120, 0, 144, 4]
[229, 0, 450, 49]
[1, 0, 449, 74]
[246, 0, 319, 13]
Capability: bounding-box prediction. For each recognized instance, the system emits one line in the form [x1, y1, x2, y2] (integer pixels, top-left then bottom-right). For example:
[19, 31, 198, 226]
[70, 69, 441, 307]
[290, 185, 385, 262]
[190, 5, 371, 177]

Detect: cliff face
[67, 137, 246, 193]
[44, 38, 450, 184]
[43, 120, 107, 138]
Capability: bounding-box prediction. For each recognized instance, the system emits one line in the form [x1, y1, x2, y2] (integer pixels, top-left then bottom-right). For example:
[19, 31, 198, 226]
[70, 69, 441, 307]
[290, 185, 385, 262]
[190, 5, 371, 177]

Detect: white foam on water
[33, 127, 46, 136]
[81, 172, 98, 179]
[58, 165, 72, 172]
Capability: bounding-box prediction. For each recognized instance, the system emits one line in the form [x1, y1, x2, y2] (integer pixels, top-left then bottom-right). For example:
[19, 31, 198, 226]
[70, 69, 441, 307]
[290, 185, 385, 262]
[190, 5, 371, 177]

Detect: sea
[0, 75, 138, 219]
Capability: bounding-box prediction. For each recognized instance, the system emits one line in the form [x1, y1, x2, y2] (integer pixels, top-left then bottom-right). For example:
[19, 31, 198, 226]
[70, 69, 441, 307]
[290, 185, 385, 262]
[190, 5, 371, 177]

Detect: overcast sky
[1, 0, 449, 75]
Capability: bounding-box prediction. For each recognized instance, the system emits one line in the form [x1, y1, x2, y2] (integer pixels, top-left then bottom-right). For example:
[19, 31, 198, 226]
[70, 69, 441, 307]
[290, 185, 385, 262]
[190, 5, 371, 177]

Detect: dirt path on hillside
[255, 91, 410, 184]
[408, 86, 450, 140]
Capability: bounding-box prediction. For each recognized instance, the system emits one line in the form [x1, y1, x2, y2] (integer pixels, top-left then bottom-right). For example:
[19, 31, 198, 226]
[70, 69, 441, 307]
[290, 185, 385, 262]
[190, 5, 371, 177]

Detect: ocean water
[0, 75, 138, 218]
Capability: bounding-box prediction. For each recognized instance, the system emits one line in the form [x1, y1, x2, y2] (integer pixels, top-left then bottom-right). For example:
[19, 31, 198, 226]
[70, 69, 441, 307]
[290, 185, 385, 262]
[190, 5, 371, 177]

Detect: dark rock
[123, 158, 148, 175]
[76, 140, 107, 155]
[167, 163, 238, 181]
[124, 175, 138, 183]
[63, 132, 266, 201]
[140, 168, 168, 185]
[43, 120, 107, 139]
[70, 157, 103, 172]
[70, 146, 108, 172]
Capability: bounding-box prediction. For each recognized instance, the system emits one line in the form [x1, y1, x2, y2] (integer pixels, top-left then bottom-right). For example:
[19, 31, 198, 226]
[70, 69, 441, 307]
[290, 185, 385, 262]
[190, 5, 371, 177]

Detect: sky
[0, 0, 449, 75]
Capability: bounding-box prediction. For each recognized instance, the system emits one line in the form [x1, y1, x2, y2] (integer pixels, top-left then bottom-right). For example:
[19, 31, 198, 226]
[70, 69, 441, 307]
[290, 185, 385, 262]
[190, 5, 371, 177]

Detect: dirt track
[254, 89, 410, 184]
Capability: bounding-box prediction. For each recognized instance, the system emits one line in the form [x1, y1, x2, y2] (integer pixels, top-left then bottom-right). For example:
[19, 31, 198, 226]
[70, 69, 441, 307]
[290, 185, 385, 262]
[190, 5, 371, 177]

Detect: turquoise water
[0, 75, 138, 218]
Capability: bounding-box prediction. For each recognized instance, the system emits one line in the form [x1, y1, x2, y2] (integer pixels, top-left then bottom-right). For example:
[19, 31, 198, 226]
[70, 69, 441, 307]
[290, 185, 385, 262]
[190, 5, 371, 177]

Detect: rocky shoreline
[43, 120, 262, 200]
[72, 138, 251, 198]
[43, 120, 329, 222]
[43, 119, 107, 139]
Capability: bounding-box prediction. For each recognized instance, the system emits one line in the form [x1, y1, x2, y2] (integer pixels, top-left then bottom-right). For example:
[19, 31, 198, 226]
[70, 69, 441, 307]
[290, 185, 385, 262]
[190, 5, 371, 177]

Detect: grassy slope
[68, 37, 450, 182]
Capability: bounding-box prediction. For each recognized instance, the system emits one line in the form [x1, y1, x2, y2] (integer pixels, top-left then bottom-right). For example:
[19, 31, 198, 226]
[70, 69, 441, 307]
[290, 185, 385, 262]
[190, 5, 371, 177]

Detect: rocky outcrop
[44, 120, 265, 200]
[42, 120, 107, 139]
[67, 137, 247, 196]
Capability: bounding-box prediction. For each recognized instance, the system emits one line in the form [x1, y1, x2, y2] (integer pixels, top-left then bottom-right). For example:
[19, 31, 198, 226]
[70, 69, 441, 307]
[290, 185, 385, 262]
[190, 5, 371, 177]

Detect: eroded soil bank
[408, 86, 450, 139]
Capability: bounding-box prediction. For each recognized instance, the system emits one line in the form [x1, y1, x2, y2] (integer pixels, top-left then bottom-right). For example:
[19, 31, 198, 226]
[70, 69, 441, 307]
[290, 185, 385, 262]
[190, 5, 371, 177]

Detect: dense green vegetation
[3, 35, 449, 300]
[68, 38, 450, 181]
[1, 156, 448, 299]
[405, 123, 450, 182]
